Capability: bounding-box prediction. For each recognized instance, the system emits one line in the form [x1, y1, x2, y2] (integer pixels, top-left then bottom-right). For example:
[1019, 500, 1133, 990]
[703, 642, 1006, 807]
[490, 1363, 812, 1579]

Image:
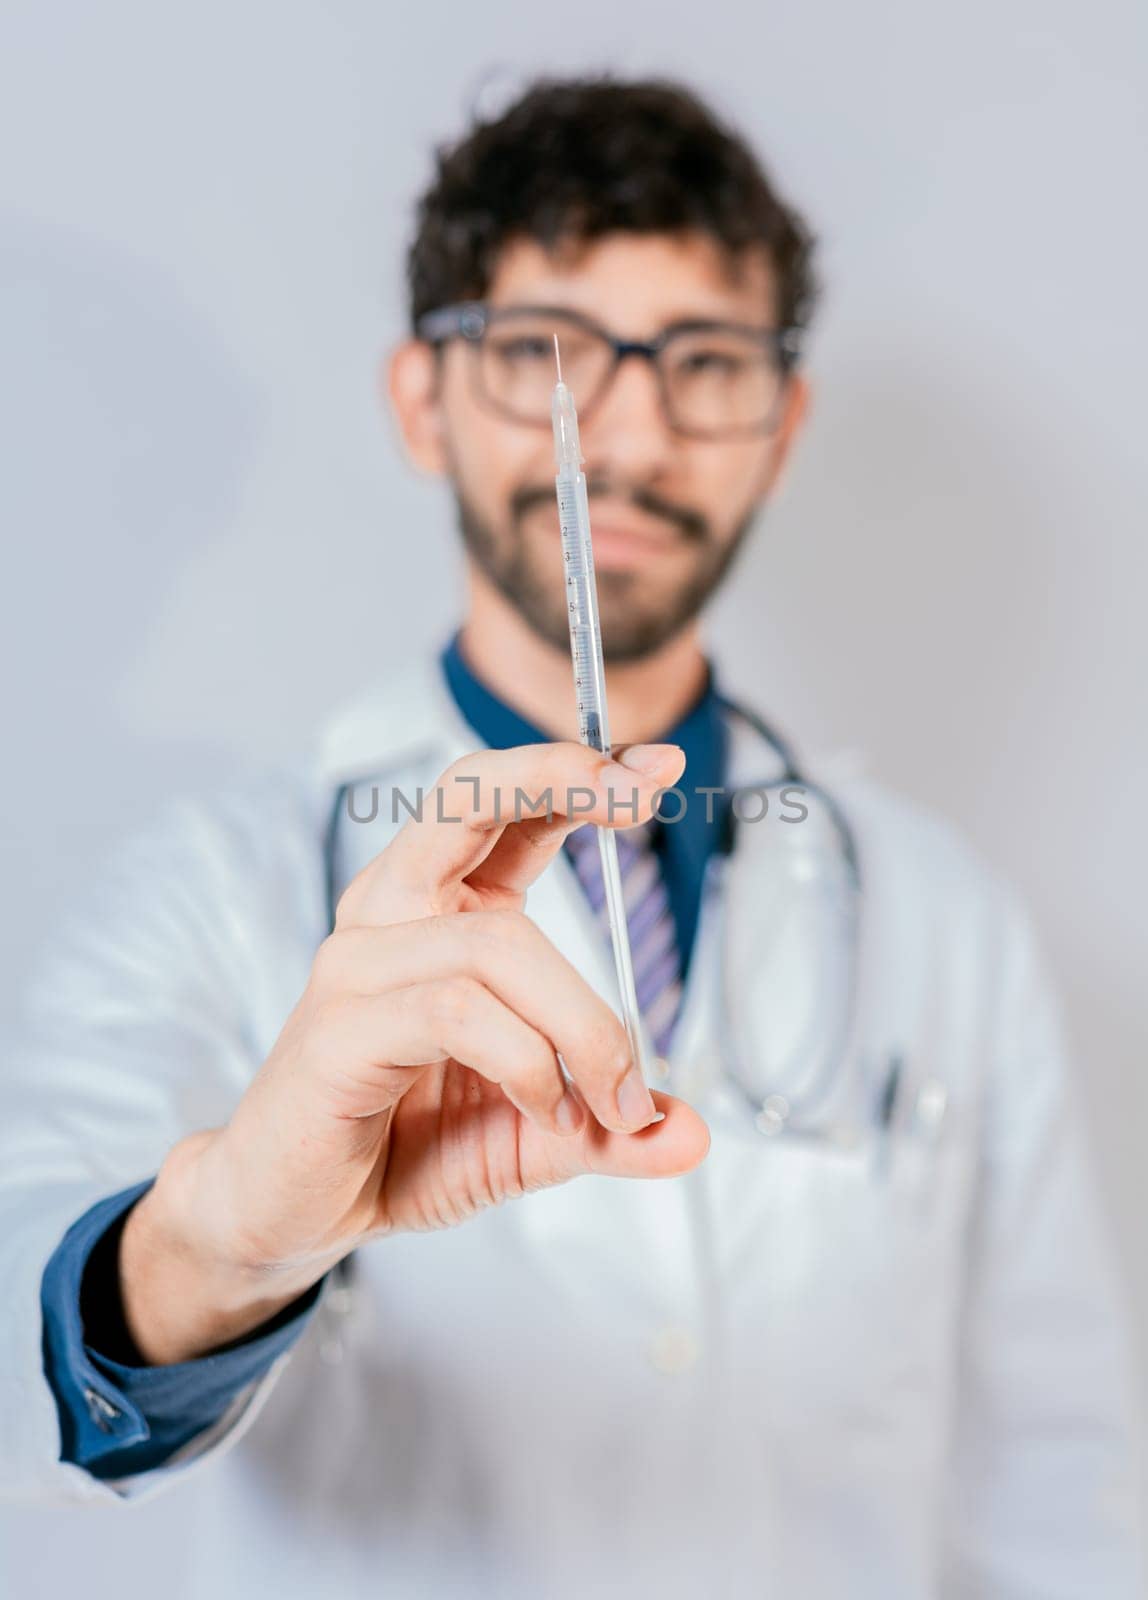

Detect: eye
[490, 334, 553, 365]
[676, 349, 746, 377]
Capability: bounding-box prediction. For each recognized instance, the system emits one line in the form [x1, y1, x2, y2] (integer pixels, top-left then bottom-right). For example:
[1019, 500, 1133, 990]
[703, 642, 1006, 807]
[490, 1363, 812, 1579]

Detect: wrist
[119, 1133, 323, 1365]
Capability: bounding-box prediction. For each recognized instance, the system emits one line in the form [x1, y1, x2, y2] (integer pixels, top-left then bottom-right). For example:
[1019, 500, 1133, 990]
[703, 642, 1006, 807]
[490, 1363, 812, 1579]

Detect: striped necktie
[564, 821, 683, 1059]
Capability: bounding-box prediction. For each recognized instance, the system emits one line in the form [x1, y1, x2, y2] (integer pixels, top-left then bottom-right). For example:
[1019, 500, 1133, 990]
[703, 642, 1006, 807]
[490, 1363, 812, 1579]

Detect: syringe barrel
[550, 369, 657, 1089]
[551, 381, 582, 471]
[556, 465, 612, 757]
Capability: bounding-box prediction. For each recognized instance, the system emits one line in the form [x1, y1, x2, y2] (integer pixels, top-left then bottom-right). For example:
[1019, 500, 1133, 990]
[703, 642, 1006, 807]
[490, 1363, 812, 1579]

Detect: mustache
[509, 478, 710, 545]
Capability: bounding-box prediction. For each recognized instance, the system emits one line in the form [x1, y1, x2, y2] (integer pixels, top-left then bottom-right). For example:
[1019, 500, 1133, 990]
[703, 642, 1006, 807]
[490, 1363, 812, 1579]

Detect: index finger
[338, 741, 684, 928]
[467, 740, 687, 898]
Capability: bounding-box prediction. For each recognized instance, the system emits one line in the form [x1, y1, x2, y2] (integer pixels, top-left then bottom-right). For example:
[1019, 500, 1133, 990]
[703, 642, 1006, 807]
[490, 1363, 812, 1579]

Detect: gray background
[2, 0, 1146, 1583]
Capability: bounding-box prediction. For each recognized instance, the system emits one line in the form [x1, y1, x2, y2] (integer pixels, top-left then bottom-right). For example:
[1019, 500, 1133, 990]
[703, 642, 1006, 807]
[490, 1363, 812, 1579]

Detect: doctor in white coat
[1, 75, 1142, 1600]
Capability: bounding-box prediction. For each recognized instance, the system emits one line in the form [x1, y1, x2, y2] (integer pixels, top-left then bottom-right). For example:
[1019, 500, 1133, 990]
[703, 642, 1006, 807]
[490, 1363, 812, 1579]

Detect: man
[1, 77, 1141, 1598]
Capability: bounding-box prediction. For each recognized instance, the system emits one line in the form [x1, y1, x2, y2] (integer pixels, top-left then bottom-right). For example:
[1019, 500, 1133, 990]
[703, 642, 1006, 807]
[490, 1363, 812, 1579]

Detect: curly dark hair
[407, 76, 820, 347]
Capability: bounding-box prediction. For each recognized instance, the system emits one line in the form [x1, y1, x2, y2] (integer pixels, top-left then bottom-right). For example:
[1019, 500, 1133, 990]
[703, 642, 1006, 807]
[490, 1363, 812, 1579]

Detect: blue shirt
[40, 1180, 324, 1480]
[42, 642, 729, 1479]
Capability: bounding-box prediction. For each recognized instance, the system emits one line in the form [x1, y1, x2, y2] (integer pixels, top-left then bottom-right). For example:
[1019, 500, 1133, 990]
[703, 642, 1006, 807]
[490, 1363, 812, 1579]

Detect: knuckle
[436, 753, 482, 814]
[309, 931, 349, 994]
[506, 1037, 559, 1103]
[303, 992, 348, 1044]
[458, 908, 498, 942]
[335, 847, 403, 927]
[449, 912, 496, 964]
[437, 751, 476, 787]
[333, 880, 362, 928]
[425, 914, 478, 971]
[474, 907, 533, 947]
[455, 910, 533, 976]
[525, 1033, 559, 1081]
[410, 911, 451, 949]
[552, 739, 598, 778]
[429, 975, 481, 1029]
[585, 1016, 631, 1080]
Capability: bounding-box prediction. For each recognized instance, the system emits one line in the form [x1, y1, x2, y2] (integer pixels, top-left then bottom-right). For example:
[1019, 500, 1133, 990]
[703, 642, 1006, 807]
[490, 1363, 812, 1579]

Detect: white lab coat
[0, 659, 1141, 1600]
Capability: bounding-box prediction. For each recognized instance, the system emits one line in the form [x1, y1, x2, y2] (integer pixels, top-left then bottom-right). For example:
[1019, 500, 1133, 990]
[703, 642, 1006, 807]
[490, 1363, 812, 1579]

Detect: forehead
[484, 233, 778, 335]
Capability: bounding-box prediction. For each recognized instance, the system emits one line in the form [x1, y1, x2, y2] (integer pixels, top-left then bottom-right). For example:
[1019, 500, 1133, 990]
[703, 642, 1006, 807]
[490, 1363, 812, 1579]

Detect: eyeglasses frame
[414, 300, 803, 440]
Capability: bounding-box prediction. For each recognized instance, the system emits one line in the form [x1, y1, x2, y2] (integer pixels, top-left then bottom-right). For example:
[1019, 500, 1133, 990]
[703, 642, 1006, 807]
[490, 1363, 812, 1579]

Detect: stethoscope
[710, 696, 950, 1164]
[697, 695, 871, 1144]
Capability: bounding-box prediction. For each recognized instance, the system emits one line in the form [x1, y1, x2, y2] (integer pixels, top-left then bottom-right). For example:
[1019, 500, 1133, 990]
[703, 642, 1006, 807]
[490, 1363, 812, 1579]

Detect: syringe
[551, 337, 658, 1089]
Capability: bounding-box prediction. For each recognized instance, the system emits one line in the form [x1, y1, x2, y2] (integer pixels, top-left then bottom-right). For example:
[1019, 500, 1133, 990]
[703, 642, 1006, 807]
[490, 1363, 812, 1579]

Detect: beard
[454, 478, 760, 664]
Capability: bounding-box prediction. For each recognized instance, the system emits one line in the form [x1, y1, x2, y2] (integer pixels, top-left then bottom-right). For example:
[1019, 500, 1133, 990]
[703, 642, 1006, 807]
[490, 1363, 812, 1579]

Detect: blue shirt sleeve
[41, 1179, 324, 1481]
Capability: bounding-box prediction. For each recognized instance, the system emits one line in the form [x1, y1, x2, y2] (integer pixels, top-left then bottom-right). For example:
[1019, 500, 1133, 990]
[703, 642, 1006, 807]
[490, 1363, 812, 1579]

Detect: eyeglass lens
[475, 309, 785, 435]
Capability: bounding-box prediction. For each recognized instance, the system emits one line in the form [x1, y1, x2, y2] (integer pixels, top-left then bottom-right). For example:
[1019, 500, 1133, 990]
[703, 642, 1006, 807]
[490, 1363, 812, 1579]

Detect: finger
[308, 981, 584, 1138]
[465, 742, 688, 898]
[312, 914, 659, 1133]
[336, 742, 685, 928]
[517, 1091, 711, 1188]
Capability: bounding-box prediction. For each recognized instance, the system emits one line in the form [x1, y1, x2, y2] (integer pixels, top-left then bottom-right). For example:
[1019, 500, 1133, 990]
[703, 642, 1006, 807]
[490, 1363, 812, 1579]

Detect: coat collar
[313, 656, 478, 789]
[315, 654, 794, 792]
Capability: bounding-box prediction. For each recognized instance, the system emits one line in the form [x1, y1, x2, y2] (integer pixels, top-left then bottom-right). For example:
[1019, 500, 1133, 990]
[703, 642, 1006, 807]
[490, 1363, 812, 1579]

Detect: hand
[122, 741, 710, 1362]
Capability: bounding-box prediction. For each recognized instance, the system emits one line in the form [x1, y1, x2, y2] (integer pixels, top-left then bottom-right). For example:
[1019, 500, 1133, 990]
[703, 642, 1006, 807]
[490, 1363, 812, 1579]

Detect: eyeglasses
[415, 302, 802, 440]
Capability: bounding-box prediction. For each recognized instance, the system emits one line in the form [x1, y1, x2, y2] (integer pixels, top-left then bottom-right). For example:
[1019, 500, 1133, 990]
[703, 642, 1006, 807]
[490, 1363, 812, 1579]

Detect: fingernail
[616, 1065, 657, 1130]
[554, 1086, 585, 1136]
[615, 743, 681, 776]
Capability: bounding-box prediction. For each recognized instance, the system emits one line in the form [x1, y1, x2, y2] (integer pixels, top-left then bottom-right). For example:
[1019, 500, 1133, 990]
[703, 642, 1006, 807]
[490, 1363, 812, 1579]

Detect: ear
[386, 340, 449, 475]
[759, 372, 812, 501]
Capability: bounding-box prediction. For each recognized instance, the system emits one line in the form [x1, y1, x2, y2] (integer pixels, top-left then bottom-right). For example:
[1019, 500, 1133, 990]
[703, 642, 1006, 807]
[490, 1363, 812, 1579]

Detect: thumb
[517, 1092, 711, 1187]
[612, 743, 688, 792]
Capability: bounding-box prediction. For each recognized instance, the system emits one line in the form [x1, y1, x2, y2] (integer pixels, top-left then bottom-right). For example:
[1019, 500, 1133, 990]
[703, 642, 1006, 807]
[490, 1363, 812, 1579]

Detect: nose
[579, 352, 676, 485]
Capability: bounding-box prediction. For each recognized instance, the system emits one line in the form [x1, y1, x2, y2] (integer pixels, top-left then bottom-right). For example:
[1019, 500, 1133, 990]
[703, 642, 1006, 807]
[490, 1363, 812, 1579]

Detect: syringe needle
[553, 332, 562, 383]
